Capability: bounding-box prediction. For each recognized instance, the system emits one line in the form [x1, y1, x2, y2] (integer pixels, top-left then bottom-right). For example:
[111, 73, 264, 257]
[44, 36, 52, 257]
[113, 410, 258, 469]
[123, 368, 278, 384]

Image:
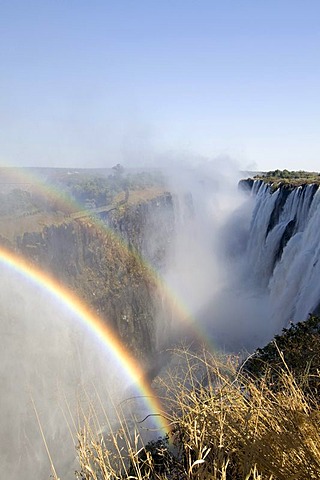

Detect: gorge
[0, 167, 320, 479]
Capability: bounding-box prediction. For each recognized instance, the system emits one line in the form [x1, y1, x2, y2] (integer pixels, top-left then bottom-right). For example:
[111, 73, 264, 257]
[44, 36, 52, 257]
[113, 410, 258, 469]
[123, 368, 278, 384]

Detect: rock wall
[104, 192, 174, 270]
[11, 192, 175, 361]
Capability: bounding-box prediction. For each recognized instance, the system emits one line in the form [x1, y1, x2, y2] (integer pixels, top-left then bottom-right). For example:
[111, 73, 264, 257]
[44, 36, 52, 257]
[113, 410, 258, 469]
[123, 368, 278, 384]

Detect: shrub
[75, 346, 320, 479]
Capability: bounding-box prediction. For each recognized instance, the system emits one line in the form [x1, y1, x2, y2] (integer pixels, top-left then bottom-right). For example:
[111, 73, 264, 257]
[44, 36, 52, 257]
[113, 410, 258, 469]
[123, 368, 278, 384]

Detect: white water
[246, 181, 320, 331]
[164, 173, 320, 352]
[2, 172, 320, 478]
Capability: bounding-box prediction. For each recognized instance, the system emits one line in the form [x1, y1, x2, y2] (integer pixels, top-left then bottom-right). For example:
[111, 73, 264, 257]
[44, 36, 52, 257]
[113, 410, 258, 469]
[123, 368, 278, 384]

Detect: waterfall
[245, 180, 320, 329]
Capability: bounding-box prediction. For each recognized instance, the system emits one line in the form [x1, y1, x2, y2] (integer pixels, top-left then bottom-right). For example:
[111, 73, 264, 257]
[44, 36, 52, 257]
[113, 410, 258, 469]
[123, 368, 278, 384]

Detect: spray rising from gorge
[0, 164, 320, 478]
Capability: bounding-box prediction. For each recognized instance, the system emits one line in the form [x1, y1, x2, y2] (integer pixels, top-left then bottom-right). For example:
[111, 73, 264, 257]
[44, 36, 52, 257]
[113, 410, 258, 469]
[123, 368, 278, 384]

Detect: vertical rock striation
[12, 192, 175, 361]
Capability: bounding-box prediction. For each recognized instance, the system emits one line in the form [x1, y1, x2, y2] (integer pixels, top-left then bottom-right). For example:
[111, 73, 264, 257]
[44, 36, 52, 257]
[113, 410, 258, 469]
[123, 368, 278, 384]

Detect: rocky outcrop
[238, 178, 255, 192]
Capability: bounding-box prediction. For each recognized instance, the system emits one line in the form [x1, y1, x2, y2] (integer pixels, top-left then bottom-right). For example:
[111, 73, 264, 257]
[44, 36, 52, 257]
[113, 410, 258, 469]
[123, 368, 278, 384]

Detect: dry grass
[74, 348, 320, 479]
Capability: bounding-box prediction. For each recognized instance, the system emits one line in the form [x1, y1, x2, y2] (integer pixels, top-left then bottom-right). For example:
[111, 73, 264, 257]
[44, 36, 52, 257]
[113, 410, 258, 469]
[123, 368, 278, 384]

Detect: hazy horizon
[1, 1, 319, 172]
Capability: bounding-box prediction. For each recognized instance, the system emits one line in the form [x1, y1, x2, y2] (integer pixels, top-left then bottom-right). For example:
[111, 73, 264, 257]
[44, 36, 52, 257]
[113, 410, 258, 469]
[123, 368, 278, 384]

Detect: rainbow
[0, 246, 171, 435]
[0, 165, 80, 213]
[0, 165, 216, 364]
[0, 165, 201, 334]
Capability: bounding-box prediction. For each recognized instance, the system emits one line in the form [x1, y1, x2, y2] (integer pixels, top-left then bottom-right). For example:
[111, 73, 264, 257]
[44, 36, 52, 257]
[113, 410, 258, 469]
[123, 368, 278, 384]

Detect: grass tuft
[75, 347, 320, 479]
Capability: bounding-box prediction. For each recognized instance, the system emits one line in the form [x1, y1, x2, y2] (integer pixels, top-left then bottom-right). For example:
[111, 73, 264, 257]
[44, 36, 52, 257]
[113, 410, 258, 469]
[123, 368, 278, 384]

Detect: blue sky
[0, 0, 319, 171]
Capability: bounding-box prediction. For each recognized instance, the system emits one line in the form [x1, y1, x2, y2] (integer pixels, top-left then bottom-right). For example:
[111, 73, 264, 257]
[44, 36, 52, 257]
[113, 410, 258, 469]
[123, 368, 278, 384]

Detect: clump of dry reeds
[75, 347, 320, 479]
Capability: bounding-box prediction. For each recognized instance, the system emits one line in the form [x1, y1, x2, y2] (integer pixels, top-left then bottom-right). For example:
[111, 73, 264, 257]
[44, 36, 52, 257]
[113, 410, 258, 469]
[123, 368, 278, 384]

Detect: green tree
[244, 314, 320, 395]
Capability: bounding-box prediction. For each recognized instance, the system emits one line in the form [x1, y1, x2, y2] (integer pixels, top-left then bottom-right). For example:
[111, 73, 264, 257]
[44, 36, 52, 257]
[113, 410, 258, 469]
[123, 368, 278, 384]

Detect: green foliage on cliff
[0, 189, 40, 216]
[57, 168, 165, 209]
[244, 314, 320, 396]
[254, 169, 320, 187]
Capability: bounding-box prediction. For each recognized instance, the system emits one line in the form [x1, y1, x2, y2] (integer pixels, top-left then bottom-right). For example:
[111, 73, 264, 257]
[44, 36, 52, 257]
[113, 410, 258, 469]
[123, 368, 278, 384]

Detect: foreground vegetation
[73, 317, 320, 479]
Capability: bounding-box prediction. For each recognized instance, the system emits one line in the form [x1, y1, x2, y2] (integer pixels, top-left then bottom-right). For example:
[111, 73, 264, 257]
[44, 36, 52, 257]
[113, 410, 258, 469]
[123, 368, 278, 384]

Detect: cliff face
[9, 191, 175, 361]
[105, 192, 174, 270]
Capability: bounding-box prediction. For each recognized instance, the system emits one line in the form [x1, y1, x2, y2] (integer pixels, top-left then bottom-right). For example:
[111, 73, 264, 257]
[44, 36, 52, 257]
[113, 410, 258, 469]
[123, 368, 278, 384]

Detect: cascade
[245, 180, 320, 329]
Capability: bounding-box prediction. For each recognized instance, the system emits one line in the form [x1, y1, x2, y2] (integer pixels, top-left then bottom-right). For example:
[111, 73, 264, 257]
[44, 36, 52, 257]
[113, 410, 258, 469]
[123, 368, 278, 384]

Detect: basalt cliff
[0, 189, 175, 362]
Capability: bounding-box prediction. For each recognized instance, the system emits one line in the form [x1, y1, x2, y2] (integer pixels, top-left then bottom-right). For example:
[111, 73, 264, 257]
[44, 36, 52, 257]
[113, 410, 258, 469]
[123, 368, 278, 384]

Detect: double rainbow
[0, 165, 215, 439]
